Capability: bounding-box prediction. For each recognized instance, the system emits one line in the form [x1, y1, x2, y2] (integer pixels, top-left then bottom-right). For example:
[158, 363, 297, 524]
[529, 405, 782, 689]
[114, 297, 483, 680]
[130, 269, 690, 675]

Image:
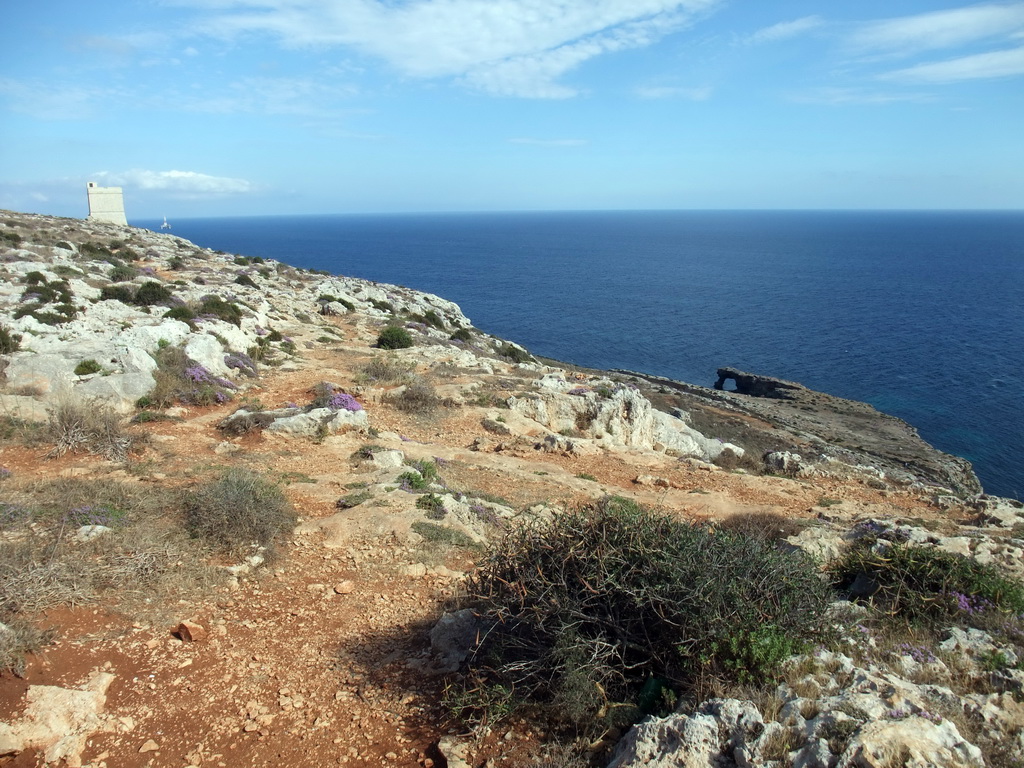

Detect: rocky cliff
[1, 209, 1021, 768]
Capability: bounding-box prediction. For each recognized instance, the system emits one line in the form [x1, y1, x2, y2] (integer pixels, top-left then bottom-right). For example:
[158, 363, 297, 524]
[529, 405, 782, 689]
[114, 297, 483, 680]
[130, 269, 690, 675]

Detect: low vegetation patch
[457, 497, 832, 730]
[184, 468, 295, 556]
[411, 521, 479, 550]
[359, 355, 415, 384]
[14, 275, 76, 325]
[147, 345, 238, 407]
[0, 478, 219, 672]
[716, 511, 805, 542]
[386, 378, 444, 414]
[46, 399, 138, 462]
[495, 342, 533, 364]
[73, 359, 102, 376]
[0, 324, 22, 354]
[377, 325, 413, 350]
[832, 539, 1024, 627]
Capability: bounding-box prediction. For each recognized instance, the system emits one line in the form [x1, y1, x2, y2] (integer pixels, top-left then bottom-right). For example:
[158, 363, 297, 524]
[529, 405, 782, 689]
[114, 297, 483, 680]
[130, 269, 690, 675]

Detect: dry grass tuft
[46, 398, 138, 461]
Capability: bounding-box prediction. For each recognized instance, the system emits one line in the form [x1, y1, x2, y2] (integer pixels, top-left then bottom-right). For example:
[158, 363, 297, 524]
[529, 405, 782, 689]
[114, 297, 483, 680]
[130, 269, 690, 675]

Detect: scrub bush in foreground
[459, 497, 832, 729]
[184, 468, 295, 556]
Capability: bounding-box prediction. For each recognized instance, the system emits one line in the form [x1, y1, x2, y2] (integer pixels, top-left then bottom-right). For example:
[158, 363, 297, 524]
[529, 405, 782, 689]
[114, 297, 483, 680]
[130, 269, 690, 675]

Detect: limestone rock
[264, 406, 367, 437]
[0, 670, 115, 767]
[837, 718, 984, 768]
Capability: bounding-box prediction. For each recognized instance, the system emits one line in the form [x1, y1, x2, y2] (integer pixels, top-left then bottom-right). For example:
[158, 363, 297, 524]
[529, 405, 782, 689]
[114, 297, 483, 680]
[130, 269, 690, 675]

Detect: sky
[1, 0, 1023, 218]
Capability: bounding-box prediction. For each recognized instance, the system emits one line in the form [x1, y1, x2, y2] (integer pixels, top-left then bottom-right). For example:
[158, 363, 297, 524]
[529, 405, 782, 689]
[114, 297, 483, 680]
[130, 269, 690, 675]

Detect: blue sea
[137, 211, 1024, 500]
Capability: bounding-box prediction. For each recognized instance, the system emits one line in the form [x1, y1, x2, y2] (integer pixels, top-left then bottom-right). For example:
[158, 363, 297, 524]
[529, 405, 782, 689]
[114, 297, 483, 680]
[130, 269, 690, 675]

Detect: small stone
[176, 621, 207, 643]
[405, 563, 427, 579]
[139, 739, 160, 753]
[334, 581, 356, 594]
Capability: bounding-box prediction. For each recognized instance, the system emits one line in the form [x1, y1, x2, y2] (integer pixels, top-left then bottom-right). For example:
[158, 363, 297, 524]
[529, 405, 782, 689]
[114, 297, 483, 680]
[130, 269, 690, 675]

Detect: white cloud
[91, 170, 256, 198]
[181, 76, 359, 115]
[848, 3, 1024, 56]
[879, 45, 1024, 82]
[0, 78, 123, 120]
[634, 84, 712, 100]
[187, 0, 722, 97]
[746, 15, 823, 45]
[789, 87, 932, 105]
[508, 137, 588, 146]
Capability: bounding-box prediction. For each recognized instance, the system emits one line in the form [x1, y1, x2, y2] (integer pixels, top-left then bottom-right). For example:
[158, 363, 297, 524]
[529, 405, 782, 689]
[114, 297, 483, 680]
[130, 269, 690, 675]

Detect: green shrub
[407, 458, 440, 483]
[397, 471, 430, 491]
[370, 299, 395, 313]
[318, 294, 355, 312]
[832, 541, 1024, 625]
[53, 265, 84, 278]
[100, 284, 135, 303]
[198, 295, 243, 326]
[80, 242, 113, 259]
[108, 265, 138, 282]
[422, 310, 445, 329]
[377, 325, 413, 350]
[0, 231, 23, 247]
[416, 493, 446, 519]
[411, 521, 479, 550]
[234, 273, 258, 288]
[184, 468, 295, 555]
[167, 256, 186, 270]
[73, 359, 102, 376]
[132, 281, 174, 306]
[336, 490, 372, 509]
[461, 497, 832, 728]
[163, 306, 197, 326]
[495, 342, 533, 363]
[450, 327, 474, 342]
[0, 325, 21, 354]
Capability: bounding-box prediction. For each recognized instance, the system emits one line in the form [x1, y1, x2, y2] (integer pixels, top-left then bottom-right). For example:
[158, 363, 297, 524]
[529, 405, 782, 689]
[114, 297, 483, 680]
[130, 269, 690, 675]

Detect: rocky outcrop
[0, 212, 474, 416]
[508, 374, 741, 461]
[609, 644, 1014, 768]
[617, 369, 982, 497]
[714, 367, 805, 400]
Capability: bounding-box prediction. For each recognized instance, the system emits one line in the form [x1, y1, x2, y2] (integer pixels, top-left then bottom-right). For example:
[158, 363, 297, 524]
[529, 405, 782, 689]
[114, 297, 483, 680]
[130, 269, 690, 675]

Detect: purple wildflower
[948, 591, 993, 616]
[328, 393, 362, 412]
[213, 376, 238, 390]
[224, 352, 257, 377]
[568, 386, 590, 396]
[897, 643, 937, 664]
[0, 466, 11, 481]
[185, 365, 211, 383]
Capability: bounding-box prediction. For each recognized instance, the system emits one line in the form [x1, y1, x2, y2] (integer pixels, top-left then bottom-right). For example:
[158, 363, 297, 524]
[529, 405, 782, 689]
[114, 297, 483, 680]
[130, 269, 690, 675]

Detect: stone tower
[86, 181, 128, 226]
